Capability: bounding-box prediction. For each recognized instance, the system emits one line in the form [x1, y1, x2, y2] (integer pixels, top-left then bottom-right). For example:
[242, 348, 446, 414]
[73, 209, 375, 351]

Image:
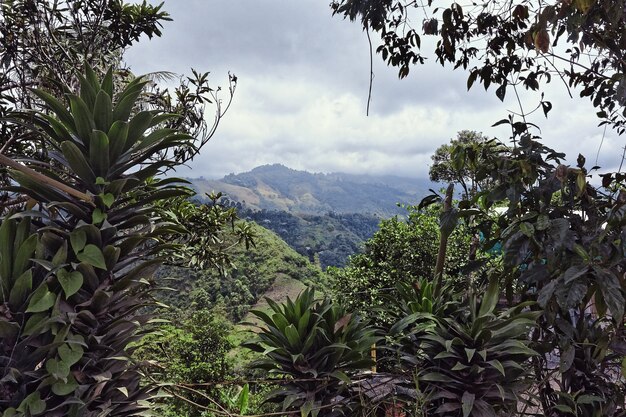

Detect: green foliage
[242, 208, 381, 269]
[427, 132, 626, 414]
[156, 221, 323, 321]
[331, 0, 626, 133]
[0, 67, 191, 416]
[157, 192, 255, 273]
[429, 131, 506, 199]
[392, 281, 540, 417]
[135, 310, 233, 417]
[327, 205, 472, 326]
[244, 288, 378, 416]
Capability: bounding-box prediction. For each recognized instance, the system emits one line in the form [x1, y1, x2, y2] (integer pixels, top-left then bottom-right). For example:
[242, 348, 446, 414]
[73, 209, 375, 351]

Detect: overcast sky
[124, 0, 623, 180]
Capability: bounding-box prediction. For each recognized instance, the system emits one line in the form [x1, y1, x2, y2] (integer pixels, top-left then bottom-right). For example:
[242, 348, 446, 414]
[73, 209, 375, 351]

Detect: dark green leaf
[26, 284, 56, 313]
[57, 269, 83, 298]
[77, 244, 107, 270]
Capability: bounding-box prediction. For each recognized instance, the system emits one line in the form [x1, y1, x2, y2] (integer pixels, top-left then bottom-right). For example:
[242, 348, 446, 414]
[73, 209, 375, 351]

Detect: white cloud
[128, 0, 620, 180]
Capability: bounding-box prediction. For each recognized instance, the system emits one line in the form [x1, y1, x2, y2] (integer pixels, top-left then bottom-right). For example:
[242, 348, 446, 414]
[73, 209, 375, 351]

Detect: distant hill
[188, 164, 431, 217]
[242, 209, 381, 269]
[155, 222, 323, 321]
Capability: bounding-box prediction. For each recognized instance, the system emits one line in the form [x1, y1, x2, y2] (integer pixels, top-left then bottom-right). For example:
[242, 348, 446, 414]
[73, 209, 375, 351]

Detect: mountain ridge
[188, 163, 431, 216]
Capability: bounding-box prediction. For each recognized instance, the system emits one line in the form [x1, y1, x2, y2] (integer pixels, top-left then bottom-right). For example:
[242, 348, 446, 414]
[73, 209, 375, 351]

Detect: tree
[333, 2, 626, 415]
[429, 130, 504, 199]
[331, 0, 626, 133]
[0, 67, 200, 415]
[135, 310, 233, 417]
[0, 1, 236, 213]
[327, 206, 473, 328]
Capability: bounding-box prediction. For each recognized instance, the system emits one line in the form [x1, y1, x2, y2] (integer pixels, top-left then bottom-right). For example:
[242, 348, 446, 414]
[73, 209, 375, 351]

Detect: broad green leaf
[52, 241, 68, 266]
[0, 218, 16, 286]
[284, 324, 301, 349]
[101, 67, 114, 97]
[69, 94, 95, 143]
[462, 391, 475, 417]
[236, 384, 249, 415]
[77, 244, 107, 270]
[32, 89, 74, 128]
[58, 343, 84, 366]
[125, 111, 154, 152]
[300, 400, 313, 417]
[78, 73, 97, 108]
[487, 359, 505, 376]
[61, 141, 96, 184]
[101, 193, 115, 208]
[16, 391, 46, 415]
[519, 222, 534, 237]
[113, 78, 149, 122]
[85, 63, 99, 90]
[594, 266, 625, 321]
[57, 269, 83, 298]
[46, 358, 70, 380]
[537, 280, 557, 307]
[13, 234, 37, 280]
[89, 130, 110, 177]
[536, 213, 549, 230]
[440, 209, 459, 238]
[478, 278, 499, 317]
[563, 265, 589, 284]
[9, 269, 32, 307]
[92, 208, 107, 225]
[52, 377, 79, 396]
[107, 120, 129, 162]
[26, 284, 56, 313]
[70, 230, 87, 253]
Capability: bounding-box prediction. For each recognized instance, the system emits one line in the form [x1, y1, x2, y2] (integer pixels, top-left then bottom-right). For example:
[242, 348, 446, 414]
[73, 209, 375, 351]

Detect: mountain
[188, 164, 431, 217]
[242, 209, 381, 269]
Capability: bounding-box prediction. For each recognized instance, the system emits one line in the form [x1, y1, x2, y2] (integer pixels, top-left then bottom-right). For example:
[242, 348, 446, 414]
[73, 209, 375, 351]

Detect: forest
[1, 1, 626, 417]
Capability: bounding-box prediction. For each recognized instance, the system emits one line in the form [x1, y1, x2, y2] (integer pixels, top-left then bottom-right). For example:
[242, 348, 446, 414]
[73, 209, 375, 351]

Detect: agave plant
[393, 280, 539, 417]
[0, 66, 192, 416]
[244, 288, 379, 417]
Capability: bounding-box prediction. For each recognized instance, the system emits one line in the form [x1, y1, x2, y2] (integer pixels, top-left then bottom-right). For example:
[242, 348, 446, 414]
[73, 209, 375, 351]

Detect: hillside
[155, 222, 324, 321]
[242, 209, 381, 268]
[188, 164, 430, 217]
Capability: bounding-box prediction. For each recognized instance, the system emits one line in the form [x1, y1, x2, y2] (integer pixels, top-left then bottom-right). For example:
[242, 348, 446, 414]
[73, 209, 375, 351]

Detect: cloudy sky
[125, 0, 623, 180]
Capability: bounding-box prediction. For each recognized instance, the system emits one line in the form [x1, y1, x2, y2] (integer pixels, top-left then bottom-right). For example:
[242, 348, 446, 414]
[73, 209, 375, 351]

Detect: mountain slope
[189, 164, 430, 216]
[155, 222, 323, 321]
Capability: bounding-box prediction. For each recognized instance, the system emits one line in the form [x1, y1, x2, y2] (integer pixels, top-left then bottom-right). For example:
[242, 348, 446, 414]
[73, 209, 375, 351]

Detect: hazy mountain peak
[190, 164, 431, 216]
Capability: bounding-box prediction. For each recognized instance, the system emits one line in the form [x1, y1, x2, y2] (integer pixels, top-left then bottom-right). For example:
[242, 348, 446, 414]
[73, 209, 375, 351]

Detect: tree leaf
[537, 280, 557, 307]
[560, 344, 575, 372]
[594, 266, 625, 321]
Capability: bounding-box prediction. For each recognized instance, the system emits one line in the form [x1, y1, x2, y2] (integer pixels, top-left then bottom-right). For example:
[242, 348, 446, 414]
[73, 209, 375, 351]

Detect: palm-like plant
[245, 288, 379, 416]
[0, 66, 192, 416]
[393, 280, 540, 417]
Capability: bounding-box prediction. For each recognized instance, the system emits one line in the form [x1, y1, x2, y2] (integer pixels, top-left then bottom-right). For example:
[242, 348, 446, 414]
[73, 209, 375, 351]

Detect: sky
[124, 0, 624, 180]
